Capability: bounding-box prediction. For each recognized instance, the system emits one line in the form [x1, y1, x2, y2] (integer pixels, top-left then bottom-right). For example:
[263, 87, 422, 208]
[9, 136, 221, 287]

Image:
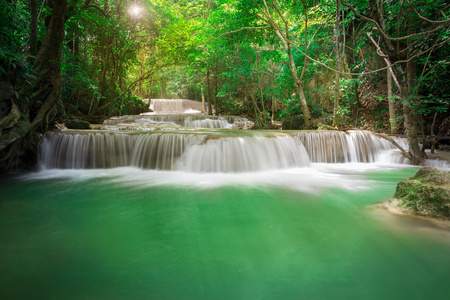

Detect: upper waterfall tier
[102, 114, 252, 129]
[150, 99, 203, 113]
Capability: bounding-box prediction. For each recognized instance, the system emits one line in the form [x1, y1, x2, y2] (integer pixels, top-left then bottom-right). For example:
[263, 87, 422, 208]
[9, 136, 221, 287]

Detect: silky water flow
[1, 102, 450, 300]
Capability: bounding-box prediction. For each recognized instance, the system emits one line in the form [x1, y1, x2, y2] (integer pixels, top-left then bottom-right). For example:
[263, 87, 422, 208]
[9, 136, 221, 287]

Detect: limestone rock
[391, 167, 450, 220]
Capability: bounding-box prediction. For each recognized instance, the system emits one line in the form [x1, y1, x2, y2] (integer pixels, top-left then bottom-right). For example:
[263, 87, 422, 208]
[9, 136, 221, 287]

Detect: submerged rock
[388, 167, 450, 220]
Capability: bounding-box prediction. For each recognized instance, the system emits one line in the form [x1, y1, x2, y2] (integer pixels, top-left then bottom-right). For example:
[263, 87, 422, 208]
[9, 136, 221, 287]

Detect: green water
[1, 168, 450, 300]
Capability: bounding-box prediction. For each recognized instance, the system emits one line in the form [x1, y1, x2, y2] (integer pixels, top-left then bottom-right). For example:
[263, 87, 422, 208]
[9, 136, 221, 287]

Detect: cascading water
[40, 129, 432, 172]
[175, 135, 310, 172]
[295, 130, 395, 163]
[40, 132, 310, 172]
[183, 116, 231, 129]
[150, 99, 203, 113]
[102, 114, 252, 129]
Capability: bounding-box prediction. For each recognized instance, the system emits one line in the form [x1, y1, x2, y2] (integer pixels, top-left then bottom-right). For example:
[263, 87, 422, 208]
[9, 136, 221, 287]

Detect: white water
[41, 132, 310, 172]
[150, 99, 203, 113]
[52, 102, 450, 173]
[102, 115, 252, 129]
[40, 129, 450, 173]
[175, 135, 310, 172]
[295, 131, 395, 163]
[20, 164, 381, 194]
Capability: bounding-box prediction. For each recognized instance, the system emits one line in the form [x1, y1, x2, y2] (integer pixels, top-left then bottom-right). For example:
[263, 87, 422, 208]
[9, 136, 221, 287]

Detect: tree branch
[341, 0, 448, 42]
[81, 0, 109, 17]
[366, 33, 401, 91]
[215, 26, 271, 39]
[374, 133, 412, 160]
[406, 0, 450, 24]
[291, 36, 449, 77]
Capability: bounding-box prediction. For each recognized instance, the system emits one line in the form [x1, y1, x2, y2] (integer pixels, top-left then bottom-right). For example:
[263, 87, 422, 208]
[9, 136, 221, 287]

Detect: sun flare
[129, 4, 142, 17]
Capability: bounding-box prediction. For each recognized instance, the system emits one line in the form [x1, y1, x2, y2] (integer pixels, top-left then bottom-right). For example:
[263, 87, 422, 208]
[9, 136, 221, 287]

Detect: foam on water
[20, 164, 376, 194]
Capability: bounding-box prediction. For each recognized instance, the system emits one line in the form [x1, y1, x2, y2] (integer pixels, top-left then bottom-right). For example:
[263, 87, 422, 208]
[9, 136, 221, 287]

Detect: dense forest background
[1, 0, 449, 171]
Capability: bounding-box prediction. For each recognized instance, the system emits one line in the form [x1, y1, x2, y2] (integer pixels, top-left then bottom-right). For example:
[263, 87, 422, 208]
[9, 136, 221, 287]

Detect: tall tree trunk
[0, 0, 67, 172]
[387, 70, 398, 134]
[201, 87, 206, 114]
[207, 68, 212, 115]
[257, 0, 311, 127]
[332, 0, 341, 127]
[398, 68, 425, 164]
[74, 22, 79, 62]
[367, 32, 424, 164]
[402, 24, 425, 164]
[29, 0, 38, 59]
[31, 0, 67, 131]
[430, 111, 437, 154]
[148, 76, 152, 101]
[286, 49, 311, 127]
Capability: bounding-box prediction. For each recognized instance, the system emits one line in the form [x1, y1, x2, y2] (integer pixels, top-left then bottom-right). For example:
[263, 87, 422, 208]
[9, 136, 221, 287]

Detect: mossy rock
[65, 119, 91, 129]
[391, 167, 450, 220]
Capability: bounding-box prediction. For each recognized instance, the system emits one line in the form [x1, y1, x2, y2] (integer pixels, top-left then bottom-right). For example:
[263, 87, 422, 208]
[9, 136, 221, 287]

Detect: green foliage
[0, 0, 30, 53]
[3, 0, 447, 131]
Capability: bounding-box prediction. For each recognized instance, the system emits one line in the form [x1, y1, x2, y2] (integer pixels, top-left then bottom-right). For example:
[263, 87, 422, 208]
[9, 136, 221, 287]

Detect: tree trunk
[286, 49, 311, 127]
[430, 111, 437, 154]
[1, 0, 67, 172]
[30, 0, 67, 131]
[402, 23, 426, 164]
[201, 87, 206, 114]
[398, 68, 425, 165]
[258, 0, 311, 127]
[148, 77, 152, 102]
[332, 0, 341, 127]
[29, 0, 38, 59]
[387, 70, 398, 134]
[207, 68, 212, 115]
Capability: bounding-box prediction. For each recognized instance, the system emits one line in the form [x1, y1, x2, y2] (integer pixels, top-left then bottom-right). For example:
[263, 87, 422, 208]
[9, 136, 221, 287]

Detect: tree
[342, 0, 450, 164]
[332, 0, 341, 127]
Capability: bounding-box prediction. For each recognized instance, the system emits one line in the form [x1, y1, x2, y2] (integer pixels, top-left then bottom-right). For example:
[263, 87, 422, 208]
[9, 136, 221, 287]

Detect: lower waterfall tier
[40, 130, 402, 172]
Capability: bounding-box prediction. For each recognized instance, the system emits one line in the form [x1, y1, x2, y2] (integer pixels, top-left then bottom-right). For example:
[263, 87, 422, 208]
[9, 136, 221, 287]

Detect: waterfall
[294, 131, 395, 163]
[40, 132, 309, 172]
[41, 130, 449, 171]
[102, 115, 252, 129]
[41, 132, 203, 170]
[183, 116, 231, 129]
[175, 135, 310, 172]
[150, 99, 203, 113]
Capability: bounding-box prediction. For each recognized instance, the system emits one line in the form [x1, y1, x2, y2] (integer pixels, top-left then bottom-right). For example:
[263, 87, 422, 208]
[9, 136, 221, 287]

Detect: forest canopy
[1, 0, 450, 171]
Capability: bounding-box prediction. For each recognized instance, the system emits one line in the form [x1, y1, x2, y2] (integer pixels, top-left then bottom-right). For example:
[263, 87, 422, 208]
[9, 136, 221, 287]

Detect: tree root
[0, 120, 31, 152]
[0, 101, 21, 133]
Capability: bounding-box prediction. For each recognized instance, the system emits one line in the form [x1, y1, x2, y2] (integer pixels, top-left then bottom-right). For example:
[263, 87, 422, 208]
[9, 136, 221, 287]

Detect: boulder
[390, 167, 450, 220]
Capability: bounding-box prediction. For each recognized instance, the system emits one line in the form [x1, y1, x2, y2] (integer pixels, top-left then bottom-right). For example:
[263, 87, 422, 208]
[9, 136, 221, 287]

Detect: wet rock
[390, 167, 450, 220]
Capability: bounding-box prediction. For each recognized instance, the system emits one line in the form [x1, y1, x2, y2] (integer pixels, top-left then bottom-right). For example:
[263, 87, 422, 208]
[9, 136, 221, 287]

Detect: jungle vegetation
[1, 0, 449, 171]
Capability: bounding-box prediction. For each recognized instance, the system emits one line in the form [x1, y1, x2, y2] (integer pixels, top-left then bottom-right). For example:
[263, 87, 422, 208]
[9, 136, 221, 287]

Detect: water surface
[1, 166, 449, 300]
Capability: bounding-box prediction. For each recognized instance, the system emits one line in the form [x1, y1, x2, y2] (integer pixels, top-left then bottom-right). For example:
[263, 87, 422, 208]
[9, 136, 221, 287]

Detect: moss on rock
[391, 167, 450, 220]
